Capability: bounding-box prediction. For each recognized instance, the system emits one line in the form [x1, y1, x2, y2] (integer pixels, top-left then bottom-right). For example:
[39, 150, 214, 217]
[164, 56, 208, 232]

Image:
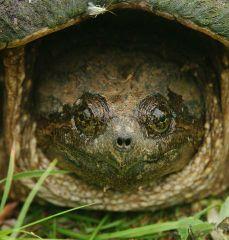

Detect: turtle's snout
[114, 135, 133, 152]
[110, 116, 140, 153]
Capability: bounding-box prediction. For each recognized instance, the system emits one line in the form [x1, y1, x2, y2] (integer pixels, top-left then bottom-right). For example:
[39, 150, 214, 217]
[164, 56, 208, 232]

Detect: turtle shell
[0, 0, 228, 211]
[0, 0, 228, 48]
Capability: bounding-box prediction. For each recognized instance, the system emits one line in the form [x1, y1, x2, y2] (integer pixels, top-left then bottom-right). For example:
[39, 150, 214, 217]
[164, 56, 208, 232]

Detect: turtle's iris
[79, 109, 92, 121]
[137, 93, 172, 137]
[147, 107, 171, 135]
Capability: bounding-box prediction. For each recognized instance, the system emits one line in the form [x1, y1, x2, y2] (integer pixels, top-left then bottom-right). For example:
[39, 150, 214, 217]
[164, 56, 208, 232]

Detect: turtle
[0, 0, 228, 211]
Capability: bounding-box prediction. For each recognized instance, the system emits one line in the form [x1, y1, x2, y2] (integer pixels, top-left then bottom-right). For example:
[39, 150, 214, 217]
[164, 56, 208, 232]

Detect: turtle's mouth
[57, 147, 184, 191]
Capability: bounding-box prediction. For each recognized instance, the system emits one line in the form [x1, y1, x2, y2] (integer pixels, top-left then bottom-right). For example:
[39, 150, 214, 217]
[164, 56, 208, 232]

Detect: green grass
[0, 147, 228, 240]
[0, 142, 16, 212]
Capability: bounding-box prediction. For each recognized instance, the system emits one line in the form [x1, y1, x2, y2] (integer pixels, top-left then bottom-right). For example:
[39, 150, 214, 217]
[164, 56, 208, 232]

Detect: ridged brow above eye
[73, 92, 110, 122]
[138, 93, 171, 118]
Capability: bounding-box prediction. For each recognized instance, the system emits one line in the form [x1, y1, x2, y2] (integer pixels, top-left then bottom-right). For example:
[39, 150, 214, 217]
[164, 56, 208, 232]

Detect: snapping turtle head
[35, 40, 205, 191]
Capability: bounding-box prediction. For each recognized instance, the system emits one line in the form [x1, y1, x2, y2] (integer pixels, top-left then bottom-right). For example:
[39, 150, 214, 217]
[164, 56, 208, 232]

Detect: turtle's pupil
[153, 108, 165, 121]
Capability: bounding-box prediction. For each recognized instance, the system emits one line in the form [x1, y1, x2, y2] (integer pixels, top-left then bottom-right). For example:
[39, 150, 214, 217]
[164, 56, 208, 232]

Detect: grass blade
[20, 203, 96, 230]
[96, 221, 179, 239]
[194, 203, 220, 219]
[86, 219, 124, 233]
[57, 221, 179, 239]
[89, 214, 109, 240]
[219, 196, 229, 222]
[11, 160, 57, 237]
[0, 142, 16, 212]
[57, 227, 89, 239]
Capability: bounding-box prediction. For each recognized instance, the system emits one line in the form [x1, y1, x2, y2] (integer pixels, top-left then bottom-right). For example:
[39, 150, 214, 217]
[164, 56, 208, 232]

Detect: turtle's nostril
[117, 137, 123, 147]
[115, 137, 133, 151]
[125, 138, 132, 146]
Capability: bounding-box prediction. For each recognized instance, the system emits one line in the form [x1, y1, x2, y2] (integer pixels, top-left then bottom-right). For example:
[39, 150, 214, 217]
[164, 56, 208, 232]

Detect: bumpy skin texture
[1, 3, 229, 211]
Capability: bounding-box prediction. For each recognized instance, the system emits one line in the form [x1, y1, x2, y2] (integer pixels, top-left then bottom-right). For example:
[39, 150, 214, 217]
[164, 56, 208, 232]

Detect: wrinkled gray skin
[34, 17, 205, 191]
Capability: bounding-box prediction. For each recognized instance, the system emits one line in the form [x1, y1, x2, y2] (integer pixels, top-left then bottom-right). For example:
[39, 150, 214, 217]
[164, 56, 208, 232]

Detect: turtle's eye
[147, 107, 171, 135]
[73, 92, 110, 137]
[137, 93, 172, 136]
[74, 107, 96, 135]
